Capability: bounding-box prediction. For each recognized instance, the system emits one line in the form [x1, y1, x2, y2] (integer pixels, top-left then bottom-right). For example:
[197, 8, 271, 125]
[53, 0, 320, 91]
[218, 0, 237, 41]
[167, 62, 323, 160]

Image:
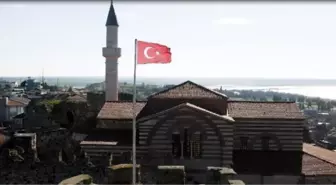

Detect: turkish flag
[136, 40, 172, 64]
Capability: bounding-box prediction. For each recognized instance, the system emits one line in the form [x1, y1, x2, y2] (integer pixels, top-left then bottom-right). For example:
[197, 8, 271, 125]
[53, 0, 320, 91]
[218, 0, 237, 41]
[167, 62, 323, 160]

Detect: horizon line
[2, 76, 336, 80]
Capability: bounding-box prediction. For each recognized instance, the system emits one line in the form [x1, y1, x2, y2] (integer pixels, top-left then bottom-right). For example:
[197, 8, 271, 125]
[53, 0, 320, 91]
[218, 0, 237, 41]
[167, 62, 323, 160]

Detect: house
[80, 81, 306, 184]
[0, 97, 30, 123]
[301, 143, 336, 183]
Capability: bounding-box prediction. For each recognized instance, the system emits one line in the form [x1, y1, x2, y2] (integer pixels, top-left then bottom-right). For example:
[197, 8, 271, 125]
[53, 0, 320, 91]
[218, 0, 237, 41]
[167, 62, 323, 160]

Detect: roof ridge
[303, 144, 336, 166]
[105, 101, 147, 103]
[228, 100, 296, 103]
[148, 80, 227, 99]
[138, 102, 234, 123]
[305, 152, 336, 166]
[230, 109, 302, 112]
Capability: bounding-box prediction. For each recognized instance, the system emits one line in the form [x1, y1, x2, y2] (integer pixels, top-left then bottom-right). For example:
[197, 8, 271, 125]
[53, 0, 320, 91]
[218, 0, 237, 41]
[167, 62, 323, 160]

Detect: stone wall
[0, 159, 108, 184]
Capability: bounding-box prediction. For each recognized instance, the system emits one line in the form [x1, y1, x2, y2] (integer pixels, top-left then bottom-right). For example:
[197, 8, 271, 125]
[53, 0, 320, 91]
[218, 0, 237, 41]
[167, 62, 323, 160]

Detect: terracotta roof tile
[66, 94, 87, 102]
[302, 153, 336, 176]
[227, 101, 304, 119]
[138, 103, 234, 123]
[303, 143, 336, 165]
[150, 81, 227, 99]
[97, 101, 146, 120]
[7, 99, 25, 106]
[302, 143, 336, 175]
[10, 97, 31, 105]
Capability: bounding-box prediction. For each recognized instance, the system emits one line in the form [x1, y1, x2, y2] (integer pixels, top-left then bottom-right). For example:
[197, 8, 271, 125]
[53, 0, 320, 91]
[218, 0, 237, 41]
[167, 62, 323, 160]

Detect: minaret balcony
[103, 47, 121, 58]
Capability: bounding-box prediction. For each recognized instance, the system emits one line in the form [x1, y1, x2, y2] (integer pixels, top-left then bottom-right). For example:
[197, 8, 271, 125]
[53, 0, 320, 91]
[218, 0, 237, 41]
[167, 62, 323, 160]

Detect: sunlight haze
[1, 2, 336, 79]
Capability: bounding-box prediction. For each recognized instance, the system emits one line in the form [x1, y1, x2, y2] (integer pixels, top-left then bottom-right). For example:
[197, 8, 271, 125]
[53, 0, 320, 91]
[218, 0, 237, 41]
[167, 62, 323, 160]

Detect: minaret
[103, 0, 121, 101]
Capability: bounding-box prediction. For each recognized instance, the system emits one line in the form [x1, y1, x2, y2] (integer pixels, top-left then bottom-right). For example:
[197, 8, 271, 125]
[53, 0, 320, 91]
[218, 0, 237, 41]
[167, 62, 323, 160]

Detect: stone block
[58, 174, 93, 185]
[156, 165, 185, 184]
[107, 163, 140, 184]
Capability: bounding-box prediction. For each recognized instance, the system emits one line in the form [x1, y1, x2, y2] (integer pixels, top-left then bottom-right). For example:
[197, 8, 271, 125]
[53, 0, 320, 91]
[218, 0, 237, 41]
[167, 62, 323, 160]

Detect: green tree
[272, 95, 282, 102]
[289, 97, 296, 102]
[260, 97, 268, 101]
[327, 101, 333, 111]
[307, 100, 312, 108]
[297, 96, 305, 103]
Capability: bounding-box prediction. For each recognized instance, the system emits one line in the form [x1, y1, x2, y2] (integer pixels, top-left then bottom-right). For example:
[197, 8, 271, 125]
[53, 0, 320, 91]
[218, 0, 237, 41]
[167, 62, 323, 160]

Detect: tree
[307, 100, 312, 108]
[289, 97, 296, 102]
[272, 95, 282, 102]
[326, 101, 333, 111]
[260, 97, 268, 101]
[297, 96, 305, 103]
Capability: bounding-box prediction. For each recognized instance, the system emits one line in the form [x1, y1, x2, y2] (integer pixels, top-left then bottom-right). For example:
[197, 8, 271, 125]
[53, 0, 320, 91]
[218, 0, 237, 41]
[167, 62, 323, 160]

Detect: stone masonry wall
[0, 159, 107, 184]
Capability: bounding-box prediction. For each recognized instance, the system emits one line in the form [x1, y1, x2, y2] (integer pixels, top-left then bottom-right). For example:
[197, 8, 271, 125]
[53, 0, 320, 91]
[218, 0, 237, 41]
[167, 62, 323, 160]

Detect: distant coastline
[2, 76, 336, 99]
[3, 76, 336, 86]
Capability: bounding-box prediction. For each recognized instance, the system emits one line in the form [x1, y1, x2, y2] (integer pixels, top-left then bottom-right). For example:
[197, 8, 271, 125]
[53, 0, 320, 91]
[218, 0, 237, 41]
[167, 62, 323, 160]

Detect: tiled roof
[302, 143, 336, 175]
[138, 103, 234, 123]
[149, 81, 227, 99]
[7, 99, 25, 107]
[97, 101, 146, 120]
[10, 97, 31, 105]
[303, 143, 336, 165]
[66, 94, 87, 102]
[98, 100, 305, 120]
[227, 101, 305, 120]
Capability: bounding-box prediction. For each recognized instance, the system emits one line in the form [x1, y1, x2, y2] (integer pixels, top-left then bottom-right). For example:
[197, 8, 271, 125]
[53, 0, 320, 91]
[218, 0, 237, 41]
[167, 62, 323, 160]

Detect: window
[240, 137, 249, 150]
[183, 128, 191, 158]
[172, 132, 181, 158]
[261, 136, 270, 151]
[192, 132, 202, 158]
[172, 128, 202, 159]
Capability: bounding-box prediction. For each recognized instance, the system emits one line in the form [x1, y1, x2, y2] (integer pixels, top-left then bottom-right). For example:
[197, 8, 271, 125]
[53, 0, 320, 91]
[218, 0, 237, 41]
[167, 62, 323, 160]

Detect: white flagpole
[132, 38, 138, 185]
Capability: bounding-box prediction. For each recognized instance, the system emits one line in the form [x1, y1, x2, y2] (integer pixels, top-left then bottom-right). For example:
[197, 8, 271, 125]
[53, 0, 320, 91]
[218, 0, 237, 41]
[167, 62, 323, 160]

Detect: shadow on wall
[66, 111, 74, 129]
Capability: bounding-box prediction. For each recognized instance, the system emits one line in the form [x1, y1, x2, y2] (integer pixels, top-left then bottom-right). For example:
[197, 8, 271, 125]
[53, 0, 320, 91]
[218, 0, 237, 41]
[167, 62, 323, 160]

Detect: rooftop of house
[149, 80, 227, 99]
[97, 81, 305, 121]
[302, 143, 336, 176]
[97, 101, 146, 120]
[227, 101, 304, 120]
[66, 94, 87, 103]
[10, 97, 31, 105]
[6, 99, 28, 107]
[80, 129, 132, 146]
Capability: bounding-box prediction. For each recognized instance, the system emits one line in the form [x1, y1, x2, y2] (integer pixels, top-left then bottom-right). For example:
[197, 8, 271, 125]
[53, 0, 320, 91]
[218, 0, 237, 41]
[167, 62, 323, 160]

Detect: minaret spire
[106, 0, 119, 27]
[103, 0, 121, 101]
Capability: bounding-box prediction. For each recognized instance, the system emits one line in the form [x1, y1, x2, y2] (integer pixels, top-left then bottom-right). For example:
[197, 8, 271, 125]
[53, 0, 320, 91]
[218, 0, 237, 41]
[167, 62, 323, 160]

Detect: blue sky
[1, 2, 336, 78]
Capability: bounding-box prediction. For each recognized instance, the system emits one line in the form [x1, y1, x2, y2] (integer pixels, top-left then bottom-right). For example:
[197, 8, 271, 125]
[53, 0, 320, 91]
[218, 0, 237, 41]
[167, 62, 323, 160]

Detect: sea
[3, 76, 336, 100]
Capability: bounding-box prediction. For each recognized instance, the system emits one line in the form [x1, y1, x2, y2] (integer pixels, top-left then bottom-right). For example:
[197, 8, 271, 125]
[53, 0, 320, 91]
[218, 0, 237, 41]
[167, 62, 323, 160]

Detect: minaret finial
[106, 0, 119, 26]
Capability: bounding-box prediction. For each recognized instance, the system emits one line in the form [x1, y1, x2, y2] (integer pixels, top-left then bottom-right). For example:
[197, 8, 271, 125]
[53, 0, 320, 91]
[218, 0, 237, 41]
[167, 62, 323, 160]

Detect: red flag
[136, 40, 172, 64]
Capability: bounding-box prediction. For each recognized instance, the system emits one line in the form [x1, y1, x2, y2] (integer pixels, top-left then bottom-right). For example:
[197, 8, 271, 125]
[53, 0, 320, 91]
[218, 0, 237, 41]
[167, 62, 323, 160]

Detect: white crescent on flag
[144, 47, 155, 59]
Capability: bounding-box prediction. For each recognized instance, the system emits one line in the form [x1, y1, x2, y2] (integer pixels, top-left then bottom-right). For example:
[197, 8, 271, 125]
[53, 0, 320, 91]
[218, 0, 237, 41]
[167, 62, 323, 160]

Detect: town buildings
[0, 97, 30, 123]
[78, 1, 336, 184]
[3, 1, 336, 184]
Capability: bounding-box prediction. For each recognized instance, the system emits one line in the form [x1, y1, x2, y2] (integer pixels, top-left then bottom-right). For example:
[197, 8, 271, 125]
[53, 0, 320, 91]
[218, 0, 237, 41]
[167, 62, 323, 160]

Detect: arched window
[172, 132, 181, 158]
[191, 132, 202, 159]
[261, 136, 270, 151]
[171, 128, 202, 159]
[240, 137, 249, 150]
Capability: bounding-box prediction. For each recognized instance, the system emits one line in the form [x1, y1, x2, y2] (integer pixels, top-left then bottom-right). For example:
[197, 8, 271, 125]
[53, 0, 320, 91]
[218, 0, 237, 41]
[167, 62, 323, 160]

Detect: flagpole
[132, 38, 138, 185]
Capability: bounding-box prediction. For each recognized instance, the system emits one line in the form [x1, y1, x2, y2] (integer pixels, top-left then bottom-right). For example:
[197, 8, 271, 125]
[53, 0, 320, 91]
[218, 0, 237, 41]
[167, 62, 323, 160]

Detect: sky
[1, 2, 336, 79]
